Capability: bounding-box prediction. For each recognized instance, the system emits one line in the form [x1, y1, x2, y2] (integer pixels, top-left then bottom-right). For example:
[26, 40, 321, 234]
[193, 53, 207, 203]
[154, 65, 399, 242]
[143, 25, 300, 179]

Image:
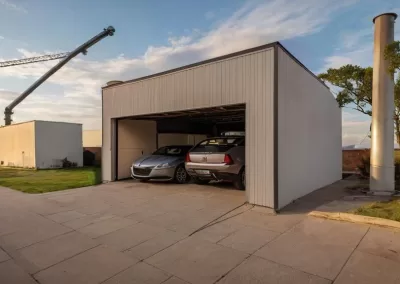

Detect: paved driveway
[0, 180, 399, 284]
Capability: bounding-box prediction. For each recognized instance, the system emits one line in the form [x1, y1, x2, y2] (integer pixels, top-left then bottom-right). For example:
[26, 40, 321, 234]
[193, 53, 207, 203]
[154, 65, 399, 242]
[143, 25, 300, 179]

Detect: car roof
[160, 145, 193, 147]
[205, 136, 245, 139]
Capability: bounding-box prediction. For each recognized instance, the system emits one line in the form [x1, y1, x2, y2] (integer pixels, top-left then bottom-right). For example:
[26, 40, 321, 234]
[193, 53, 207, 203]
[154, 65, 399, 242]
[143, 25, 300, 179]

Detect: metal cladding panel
[0, 121, 35, 168]
[102, 47, 275, 208]
[35, 121, 83, 169]
[277, 46, 342, 209]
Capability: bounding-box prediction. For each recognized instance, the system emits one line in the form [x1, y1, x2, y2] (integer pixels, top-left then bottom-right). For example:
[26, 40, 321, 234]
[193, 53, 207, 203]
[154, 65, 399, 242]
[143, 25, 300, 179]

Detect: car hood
[133, 155, 181, 167]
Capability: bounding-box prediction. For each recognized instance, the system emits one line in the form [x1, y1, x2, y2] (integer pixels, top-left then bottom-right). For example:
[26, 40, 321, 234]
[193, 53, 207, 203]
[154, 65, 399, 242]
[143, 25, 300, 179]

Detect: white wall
[277, 47, 342, 209]
[35, 121, 83, 169]
[118, 120, 157, 179]
[0, 122, 36, 168]
[83, 130, 102, 147]
[158, 133, 207, 148]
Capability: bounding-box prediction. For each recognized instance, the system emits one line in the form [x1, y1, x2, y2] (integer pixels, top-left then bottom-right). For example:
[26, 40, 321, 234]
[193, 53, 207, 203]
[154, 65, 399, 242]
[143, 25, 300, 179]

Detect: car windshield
[152, 146, 192, 156]
[191, 137, 244, 153]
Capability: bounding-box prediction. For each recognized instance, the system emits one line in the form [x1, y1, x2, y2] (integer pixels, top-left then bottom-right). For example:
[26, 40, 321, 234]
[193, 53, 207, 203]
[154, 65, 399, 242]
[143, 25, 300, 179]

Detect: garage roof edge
[102, 41, 328, 91]
[102, 42, 279, 89]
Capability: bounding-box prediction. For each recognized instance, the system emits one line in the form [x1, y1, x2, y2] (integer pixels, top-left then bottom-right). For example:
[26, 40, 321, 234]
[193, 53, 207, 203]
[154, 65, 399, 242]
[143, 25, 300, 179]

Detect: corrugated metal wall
[103, 47, 275, 208]
[277, 47, 342, 209]
[0, 121, 35, 168]
[35, 121, 83, 169]
[117, 120, 157, 179]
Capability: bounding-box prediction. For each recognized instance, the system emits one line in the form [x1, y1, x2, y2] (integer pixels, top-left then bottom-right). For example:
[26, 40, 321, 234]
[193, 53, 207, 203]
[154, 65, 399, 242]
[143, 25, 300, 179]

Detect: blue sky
[0, 0, 399, 146]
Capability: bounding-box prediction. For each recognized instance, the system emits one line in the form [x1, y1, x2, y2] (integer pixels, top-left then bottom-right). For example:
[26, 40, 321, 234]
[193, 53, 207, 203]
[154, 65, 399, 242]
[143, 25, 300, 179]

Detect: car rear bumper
[131, 166, 175, 181]
[185, 162, 240, 181]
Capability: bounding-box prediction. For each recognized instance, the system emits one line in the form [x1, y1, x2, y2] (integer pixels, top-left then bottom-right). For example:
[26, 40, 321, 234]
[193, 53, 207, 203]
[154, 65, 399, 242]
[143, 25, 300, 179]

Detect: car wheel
[192, 177, 210, 185]
[174, 165, 189, 184]
[139, 179, 149, 182]
[234, 167, 245, 190]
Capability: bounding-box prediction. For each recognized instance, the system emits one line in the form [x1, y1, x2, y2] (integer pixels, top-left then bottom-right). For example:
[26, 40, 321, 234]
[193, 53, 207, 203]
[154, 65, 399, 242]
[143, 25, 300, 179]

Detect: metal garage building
[102, 42, 342, 211]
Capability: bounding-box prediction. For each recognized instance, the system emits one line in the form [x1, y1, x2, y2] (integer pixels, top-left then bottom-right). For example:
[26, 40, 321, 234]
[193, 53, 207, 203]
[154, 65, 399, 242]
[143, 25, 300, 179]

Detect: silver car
[131, 145, 193, 183]
[185, 136, 245, 190]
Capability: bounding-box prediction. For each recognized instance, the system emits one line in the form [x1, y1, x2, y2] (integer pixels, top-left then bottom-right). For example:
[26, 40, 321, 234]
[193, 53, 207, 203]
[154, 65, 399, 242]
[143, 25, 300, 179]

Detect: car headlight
[156, 163, 171, 168]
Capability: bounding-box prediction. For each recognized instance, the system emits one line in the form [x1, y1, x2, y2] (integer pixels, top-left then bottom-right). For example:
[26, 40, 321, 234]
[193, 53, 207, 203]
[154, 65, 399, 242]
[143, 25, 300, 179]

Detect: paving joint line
[331, 226, 371, 283]
[31, 244, 102, 276]
[143, 260, 192, 284]
[98, 260, 139, 284]
[16, 228, 75, 251]
[214, 254, 251, 283]
[217, 217, 333, 283]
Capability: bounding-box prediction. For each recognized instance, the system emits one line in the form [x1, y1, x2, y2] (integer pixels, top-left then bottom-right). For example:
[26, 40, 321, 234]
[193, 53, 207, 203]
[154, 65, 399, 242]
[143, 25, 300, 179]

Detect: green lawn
[351, 199, 400, 222]
[0, 167, 102, 193]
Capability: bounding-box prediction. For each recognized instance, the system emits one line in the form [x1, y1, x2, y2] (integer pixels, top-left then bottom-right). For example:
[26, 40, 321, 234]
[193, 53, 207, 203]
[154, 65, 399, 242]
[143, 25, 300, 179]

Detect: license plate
[196, 170, 210, 175]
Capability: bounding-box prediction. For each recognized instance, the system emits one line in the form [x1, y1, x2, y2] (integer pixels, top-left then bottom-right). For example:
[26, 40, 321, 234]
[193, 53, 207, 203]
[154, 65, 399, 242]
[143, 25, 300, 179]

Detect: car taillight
[185, 153, 191, 162]
[224, 154, 233, 165]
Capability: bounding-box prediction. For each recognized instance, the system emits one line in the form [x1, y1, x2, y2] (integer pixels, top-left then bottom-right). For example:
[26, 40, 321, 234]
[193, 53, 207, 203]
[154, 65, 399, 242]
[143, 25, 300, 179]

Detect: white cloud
[205, 11, 215, 20]
[167, 36, 192, 47]
[0, 0, 27, 13]
[0, 0, 357, 129]
[0, 36, 4, 40]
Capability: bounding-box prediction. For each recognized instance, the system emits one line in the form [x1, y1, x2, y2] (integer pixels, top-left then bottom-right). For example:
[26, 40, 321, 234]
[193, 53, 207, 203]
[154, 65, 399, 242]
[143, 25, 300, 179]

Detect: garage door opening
[115, 104, 246, 192]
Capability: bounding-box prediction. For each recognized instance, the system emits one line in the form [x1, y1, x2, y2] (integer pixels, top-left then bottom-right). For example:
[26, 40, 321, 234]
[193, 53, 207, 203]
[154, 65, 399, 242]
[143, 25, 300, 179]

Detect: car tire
[192, 177, 210, 185]
[174, 165, 189, 184]
[139, 179, 149, 182]
[234, 167, 245, 190]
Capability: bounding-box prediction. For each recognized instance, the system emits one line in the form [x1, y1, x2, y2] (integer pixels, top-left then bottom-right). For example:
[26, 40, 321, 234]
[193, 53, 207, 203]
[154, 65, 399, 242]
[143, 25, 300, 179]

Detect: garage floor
[0, 181, 399, 284]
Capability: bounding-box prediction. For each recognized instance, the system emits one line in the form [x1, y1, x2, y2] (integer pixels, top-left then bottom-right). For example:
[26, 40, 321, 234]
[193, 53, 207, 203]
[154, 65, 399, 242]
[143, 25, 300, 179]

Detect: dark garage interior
[115, 104, 246, 189]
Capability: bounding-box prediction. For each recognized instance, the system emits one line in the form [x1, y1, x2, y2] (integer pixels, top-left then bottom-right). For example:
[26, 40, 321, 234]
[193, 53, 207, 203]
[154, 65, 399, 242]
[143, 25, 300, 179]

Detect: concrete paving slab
[18, 231, 98, 273]
[232, 210, 304, 233]
[146, 238, 248, 284]
[63, 212, 116, 229]
[0, 222, 72, 250]
[103, 203, 150, 217]
[255, 218, 369, 280]
[163, 276, 190, 284]
[77, 216, 137, 238]
[218, 226, 281, 254]
[0, 260, 37, 284]
[0, 248, 10, 263]
[143, 211, 190, 229]
[34, 245, 137, 284]
[166, 216, 218, 235]
[46, 210, 86, 223]
[127, 210, 165, 223]
[74, 201, 112, 215]
[357, 227, 400, 263]
[124, 230, 186, 260]
[334, 251, 400, 284]
[291, 217, 370, 247]
[96, 223, 166, 252]
[0, 207, 57, 236]
[103, 261, 171, 284]
[164, 207, 239, 235]
[219, 256, 331, 284]
[24, 199, 73, 215]
[190, 219, 245, 243]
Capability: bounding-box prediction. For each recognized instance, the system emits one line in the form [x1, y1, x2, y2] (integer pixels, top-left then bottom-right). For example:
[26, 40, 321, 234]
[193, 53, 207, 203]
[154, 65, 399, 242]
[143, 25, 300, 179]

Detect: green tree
[385, 41, 400, 74]
[319, 42, 400, 144]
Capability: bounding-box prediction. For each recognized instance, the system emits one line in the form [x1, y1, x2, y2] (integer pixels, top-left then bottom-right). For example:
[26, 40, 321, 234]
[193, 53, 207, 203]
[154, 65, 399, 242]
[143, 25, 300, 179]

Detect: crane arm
[4, 26, 115, 125]
[0, 52, 70, 68]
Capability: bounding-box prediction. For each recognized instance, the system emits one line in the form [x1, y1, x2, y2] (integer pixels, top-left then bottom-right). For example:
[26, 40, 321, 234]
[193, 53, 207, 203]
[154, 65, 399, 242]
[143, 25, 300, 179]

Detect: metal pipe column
[370, 13, 397, 194]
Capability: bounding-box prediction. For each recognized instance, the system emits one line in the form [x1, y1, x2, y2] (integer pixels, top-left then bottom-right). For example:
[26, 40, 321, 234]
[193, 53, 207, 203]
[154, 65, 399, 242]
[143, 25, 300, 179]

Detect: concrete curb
[308, 211, 400, 229]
